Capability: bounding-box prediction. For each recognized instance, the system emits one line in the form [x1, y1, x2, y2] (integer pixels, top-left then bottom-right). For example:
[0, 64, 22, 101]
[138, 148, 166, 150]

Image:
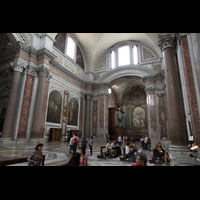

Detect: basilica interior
[0, 33, 200, 166]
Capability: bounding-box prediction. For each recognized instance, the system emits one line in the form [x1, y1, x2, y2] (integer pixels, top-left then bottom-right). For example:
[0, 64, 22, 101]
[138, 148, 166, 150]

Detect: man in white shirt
[125, 143, 136, 162]
[118, 135, 122, 146]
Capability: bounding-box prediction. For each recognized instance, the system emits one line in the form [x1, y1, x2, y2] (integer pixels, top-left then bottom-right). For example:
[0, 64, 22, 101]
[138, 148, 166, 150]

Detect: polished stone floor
[0, 140, 199, 166]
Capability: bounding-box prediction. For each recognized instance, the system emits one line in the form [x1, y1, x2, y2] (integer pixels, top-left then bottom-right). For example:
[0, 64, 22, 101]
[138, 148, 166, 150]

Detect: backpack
[74, 136, 78, 143]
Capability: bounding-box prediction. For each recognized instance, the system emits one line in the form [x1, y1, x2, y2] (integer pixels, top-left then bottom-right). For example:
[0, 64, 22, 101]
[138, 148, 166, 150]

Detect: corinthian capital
[13, 63, 25, 73]
[158, 33, 176, 51]
[38, 66, 51, 81]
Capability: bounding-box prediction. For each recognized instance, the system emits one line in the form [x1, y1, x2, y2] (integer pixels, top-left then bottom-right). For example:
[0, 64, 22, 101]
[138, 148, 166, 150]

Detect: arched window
[53, 33, 85, 70]
[109, 41, 139, 69]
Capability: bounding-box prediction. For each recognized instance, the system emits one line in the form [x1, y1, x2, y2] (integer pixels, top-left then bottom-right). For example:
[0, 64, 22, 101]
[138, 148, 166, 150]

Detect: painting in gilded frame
[68, 97, 78, 126]
[132, 106, 146, 128]
[46, 90, 62, 124]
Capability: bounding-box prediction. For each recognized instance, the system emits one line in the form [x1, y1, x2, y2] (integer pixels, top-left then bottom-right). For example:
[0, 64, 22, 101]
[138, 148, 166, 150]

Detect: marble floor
[0, 140, 199, 166]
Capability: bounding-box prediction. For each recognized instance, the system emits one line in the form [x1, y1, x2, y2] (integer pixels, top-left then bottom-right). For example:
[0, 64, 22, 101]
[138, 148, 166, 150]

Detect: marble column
[84, 93, 92, 138]
[17, 66, 37, 138]
[62, 90, 69, 137]
[159, 33, 187, 145]
[179, 35, 200, 146]
[31, 66, 50, 138]
[2, 63, 25, 139]
[190, 33, 200, 95]
[145, 86, 158, 141]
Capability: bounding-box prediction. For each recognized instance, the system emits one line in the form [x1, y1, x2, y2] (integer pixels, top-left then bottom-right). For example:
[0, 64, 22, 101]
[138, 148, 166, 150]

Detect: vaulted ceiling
[48, 33, 162, 72]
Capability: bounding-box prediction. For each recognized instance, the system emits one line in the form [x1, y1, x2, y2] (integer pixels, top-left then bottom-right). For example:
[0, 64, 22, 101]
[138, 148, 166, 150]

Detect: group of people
[67, 135, 94, 166]
[105, 140, 122, 157]
[27, 134, 171, 166]
[140, 135, 151, 151]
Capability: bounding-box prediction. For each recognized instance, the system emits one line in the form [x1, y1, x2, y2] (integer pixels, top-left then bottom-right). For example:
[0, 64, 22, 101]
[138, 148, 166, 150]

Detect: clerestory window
[109, 42, 139, 69]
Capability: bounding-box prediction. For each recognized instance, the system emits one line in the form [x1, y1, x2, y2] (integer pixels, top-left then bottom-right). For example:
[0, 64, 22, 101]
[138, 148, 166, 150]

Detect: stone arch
[96, 65, 155, 84]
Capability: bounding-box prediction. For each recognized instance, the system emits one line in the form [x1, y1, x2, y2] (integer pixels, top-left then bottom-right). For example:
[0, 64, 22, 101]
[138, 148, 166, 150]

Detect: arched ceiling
[48, 33, 161, 72]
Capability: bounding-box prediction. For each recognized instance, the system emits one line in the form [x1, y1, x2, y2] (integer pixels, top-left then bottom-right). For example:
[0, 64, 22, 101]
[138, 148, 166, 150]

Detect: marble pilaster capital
[37, 66, 51, 81]
[176, 33, 190, 45]
[145, 86, 155, 95]
[25, 65, 38, 77]
[155, 83, 166, 94]
[158, 33, 176, 51]
[13, 63, 26, 73]
[85, 92, 92, 100]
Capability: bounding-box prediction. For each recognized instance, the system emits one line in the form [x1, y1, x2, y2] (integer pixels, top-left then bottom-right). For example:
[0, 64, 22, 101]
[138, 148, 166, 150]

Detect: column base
[28, 138, 47, 143]
[14, 138, 29, 143]
[0, 138, 15, 143]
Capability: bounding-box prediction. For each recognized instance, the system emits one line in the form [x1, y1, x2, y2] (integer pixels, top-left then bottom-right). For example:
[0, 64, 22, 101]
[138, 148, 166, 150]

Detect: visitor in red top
[131, 153, 148, 166]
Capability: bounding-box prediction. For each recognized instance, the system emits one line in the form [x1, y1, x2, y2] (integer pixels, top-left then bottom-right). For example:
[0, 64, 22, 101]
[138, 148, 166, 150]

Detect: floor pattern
[0, 141, 199, 166]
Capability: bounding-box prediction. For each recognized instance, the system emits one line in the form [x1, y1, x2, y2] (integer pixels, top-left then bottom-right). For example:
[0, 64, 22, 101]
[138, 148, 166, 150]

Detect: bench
[148, 149, 164, 163]
[97, 146, 117, 159]
[120, 147, 131, 161]
[0, 155, 45, 166]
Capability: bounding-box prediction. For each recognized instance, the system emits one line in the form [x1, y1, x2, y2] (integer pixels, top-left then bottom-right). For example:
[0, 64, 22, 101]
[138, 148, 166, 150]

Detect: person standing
[81, 137, 87, 155]
[27, 143, 44, 166]
[89, 136, 93, 155]
[144, 135, 148, 150]
[72, 134, 79, 153]
[118, 135, 122, 146]
[69, 135, 74, 153]
[140, 136, 144, 149]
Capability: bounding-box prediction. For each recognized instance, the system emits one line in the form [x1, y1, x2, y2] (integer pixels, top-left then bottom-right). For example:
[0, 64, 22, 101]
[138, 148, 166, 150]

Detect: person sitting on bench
[106, 140, 116, 157]
[155, 141, 172, 164]
[111, 141, 121, 156]
[125, 143, 136, 162]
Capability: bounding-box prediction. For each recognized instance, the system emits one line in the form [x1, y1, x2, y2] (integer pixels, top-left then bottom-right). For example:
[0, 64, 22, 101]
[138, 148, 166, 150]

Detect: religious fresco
[76, 45, 84, 69]
[53, 33, 67, 54]
[68, 97, 78, 126]
[122, 89, 147, 135]
[132, 106, 146, 128]
[46, 90, 62, 124]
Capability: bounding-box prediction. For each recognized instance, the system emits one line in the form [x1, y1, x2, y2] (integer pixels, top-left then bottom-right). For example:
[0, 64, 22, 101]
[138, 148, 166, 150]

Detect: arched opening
[108, 75, 148, 141]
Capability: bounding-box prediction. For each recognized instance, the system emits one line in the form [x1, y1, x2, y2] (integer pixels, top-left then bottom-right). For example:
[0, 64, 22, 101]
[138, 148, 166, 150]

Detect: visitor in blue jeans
[125, 143, 136, 162]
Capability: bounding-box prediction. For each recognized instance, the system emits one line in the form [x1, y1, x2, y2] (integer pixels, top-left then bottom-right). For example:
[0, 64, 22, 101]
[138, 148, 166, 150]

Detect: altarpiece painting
[46, 90, 62, 124]
[68, 97, 78, 126]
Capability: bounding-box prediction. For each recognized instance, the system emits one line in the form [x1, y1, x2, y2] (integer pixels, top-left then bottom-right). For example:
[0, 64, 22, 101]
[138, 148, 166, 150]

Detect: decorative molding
[158, 33, 176, 51]
[142, 70, 165, 83]
[141, 45, 158, 62]
[97, 65, 155, 83]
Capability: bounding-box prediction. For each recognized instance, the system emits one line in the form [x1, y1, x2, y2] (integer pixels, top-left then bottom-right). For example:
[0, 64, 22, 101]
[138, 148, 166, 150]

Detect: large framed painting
[68, 97, 79, 126]
[53, 33, 66, 54]
[46, 90, 62, 124]
[132, 106, 146, 128]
